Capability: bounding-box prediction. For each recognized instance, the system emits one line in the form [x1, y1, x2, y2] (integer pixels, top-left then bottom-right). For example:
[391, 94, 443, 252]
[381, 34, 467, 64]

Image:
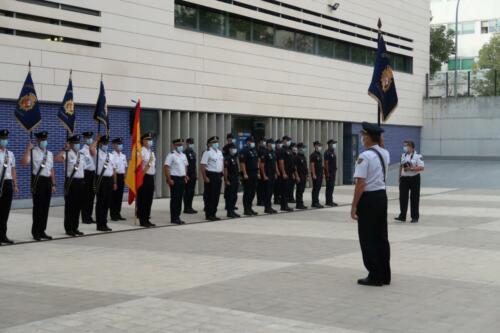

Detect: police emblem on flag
[380, 67, 394, 93]
[19, 93, 37, 111]
[63, 99, 75, 116]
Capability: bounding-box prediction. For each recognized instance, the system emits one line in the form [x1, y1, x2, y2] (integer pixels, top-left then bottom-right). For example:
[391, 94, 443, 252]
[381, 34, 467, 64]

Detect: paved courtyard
[1, 168, 500, 332]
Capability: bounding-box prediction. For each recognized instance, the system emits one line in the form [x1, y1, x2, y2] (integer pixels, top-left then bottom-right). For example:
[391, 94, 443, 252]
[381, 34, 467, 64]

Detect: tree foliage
[473, 34, 500, 96]
[430, 25, 455, 75]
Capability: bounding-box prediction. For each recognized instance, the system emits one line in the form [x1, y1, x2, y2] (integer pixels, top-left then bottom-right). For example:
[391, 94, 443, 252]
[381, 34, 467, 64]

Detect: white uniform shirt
[353, 145, 390, 192]
[30, 147, 53, 177]
[201, 148, 224, 173]
[80, 144, 96, 171]
[112, 151, 128, 174]
[400, 152, 424, 177]
[95, 149, 114, 177]
[141, 147, 156, 175]
[63, 149, 85, 179]
[0, 149, 15, 180]
[164, 151, 188, 177]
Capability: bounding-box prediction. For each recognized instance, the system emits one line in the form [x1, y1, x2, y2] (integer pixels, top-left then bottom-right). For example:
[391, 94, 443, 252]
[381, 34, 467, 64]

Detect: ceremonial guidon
[183, 138, 197, 214]
[0, 130, 18, 245]
[239, 136, 259, 216]
[351, 122, 391, 287]
[110, 138, 128, 221]
[259, 138, 278, 214]
[94, 135, 116, 232]
[324, 139, 338, 207]
[137, 132, 156, 227]
[200, 136, 224, 221]
[223, 142, 240, 218]
[294, 142, 308, 210]
[21, 131, 55, 241]
[80, 131, 97, 224]
[310, 141, 324, 208]
[164, 138, 188, 225]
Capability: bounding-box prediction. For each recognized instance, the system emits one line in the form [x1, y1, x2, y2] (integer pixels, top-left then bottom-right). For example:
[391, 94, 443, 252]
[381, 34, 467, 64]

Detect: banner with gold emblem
[57, 71, 76, 134]
[15, 65, 42, 132]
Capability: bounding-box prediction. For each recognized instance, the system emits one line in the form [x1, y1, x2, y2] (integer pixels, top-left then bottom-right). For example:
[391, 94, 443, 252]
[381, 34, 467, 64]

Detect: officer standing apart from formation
[351, 122, 391, 287]
[239, 136, 259, 216]
[260, 138, 278, 214]
[137, 132, 156, 227]
[80, 131, 96, 224]
[22, 131, 56, 241]
[395, 140, 424, 223]
[164, 138, 188, 225]
[324, 139, 338, 207]
[183, 138, 197, 214]
[201, 136, 224, 221]
[110, 138, 127, 221]
[223, 142, 240, 218]
[277, 136, 294, 212]
[310, 141, 324, 208]
[256, 137, 266, 206]
[94, 135, 117, 232]
[294, 142, 308, 210]
[0, 130, 18, 245]
[55, 135, 86, 236]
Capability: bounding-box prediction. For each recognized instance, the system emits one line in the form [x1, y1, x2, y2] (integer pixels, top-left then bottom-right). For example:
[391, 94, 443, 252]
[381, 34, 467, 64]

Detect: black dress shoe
[394, 216, 406, 222]
[41, 233, 53, 240]
[183, 208, 198, 214]
[147, 222, 156, 227]
[227, 212, 237, 218]
[289, 199, 296, 204]
[357, 277, 383, 287]
[264, 209, 274, 214]
[312, 204, 324, 209]
[171, 220, 181, 225]
[118, 216, 127, 221]
[104, 227, 112, 231]
[97, 226, 111, 232]
[33, 236, 42, 241]
[179, 220, 186, 225]
[331, 202, 339, 207]
[383, 280, 391, 285]
[111, 217, 120, 222]
[281, 207, 294, 212]
[0, 237, 14, 244]
[296, 205, 308, 210]
[82, 220, 93, 224]
[232, 212, 241, 218]
[74, 230, 84, 236]
[411, 219, 419, 223]
[66, 231, 76, 237]
[243, 211, 253, 216]
[251, 210, 258, 216]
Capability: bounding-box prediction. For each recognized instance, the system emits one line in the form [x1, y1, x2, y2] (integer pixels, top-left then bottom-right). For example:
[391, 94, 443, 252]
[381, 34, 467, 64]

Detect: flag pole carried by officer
[93, 74, 109, 193]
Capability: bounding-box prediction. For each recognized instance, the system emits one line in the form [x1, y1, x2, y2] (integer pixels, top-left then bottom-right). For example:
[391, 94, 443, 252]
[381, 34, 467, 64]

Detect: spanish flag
[126, 100, 144, 204]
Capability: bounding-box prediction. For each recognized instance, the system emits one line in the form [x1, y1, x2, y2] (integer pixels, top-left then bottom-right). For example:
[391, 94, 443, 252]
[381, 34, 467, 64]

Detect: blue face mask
[249, 142, 255, 149]
[148, 140, 153, 148]
[212, 143, 219, 149]
[270, 144, 276, 150]
[101, 145, 108, 151]
[73, 143, 81, 151]
[176, 146, 184, 153]
[117, 144, 123, 151]
[40, 140, 48, 149]
[189, 144, 194, 149]
[403, 146, 409, 153]
[86, 138, 93, 145]
[0, 139, 8, 148]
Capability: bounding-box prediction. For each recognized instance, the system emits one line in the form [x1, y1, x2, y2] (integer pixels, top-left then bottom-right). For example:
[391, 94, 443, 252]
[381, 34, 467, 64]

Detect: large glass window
[174, 3, 198, 29]
[448, 21, 476, 35]
[228, 15, 251, 41]
[253, 21, 274, 45]
[296, 32, 315, 54]
[366, 49, 376, 66]
[351, 45, 366, 64]
[275, 28, 295, 49]
[317, 37, 334, 57]
[199, 8, 226, 35]
[334, 41, 350, 60]
[393, 54, 405, 71]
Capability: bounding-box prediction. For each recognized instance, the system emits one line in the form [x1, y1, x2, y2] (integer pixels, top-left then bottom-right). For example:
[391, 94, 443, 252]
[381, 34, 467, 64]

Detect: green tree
[430, 25, 455, 75]
[473, 34, 500, 96]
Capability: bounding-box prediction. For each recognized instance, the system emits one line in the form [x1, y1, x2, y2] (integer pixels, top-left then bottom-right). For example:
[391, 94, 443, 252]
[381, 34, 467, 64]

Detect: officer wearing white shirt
[55, 135, 86, 236]
[137, 132, 156, 228]
[396, 140, 425, 223]
[200, 136, 224, 221]
[0, 129, 18, 245]
[94, 135, 117, 232]
[351, 122, 391, 287]
[110, 138, 128, 221]
[21, 131, 56, 241]
[164, 138, 188, 224]
[80, 131, 97, 224]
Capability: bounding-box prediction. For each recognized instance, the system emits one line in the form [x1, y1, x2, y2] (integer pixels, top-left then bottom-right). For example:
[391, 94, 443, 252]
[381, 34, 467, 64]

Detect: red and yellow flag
[126, 99, 144, 204]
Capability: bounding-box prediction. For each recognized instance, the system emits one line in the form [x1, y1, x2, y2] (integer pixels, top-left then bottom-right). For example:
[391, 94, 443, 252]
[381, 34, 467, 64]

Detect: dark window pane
[275, 27, 295, 49]
[228, 15, 251, 41]
[175, 4, 197, 29]
[366, 49, 376, 66]
[334, 41, 350, 60]
[253, 21, 274, 45]
[394, 54, 404, 71]
[318, 37, 333, 57]
[351, 45, 366, 64]
[199, 8, 226, 35]
[404, 57, 413, 73]
[296, 32, 315, 54]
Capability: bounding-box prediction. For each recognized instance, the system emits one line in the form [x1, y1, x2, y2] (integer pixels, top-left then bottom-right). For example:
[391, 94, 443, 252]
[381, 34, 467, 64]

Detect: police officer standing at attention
[273, 139, 282, 205]
[310, 141, 324, 208]
[289, 143, 298, 204]
[80, 131, 96, 224]
[22, 131, 56, 241]
[55, 135, 86, 236]
[395, 140, 424, 223]
[222, 133, 234, 157]
[137, 132, 156, 227]
[183, 138, 197, 214]
[164, 138, 188, 225]
[110, 138, 127, 221]
[94, 135, 117, 232]
[239, 136, 259, 216]
[294, 142, 308, 210]
[324, 139, 338, 207]
[200, 136, 224, 221]
[277, 136, 294, 212]
[223, 142, 240, 218]
[0, 129, 18, 245]
[260, 138, 278, 214]
[351, 122, 391, 287]
[256, 137, 267, 206]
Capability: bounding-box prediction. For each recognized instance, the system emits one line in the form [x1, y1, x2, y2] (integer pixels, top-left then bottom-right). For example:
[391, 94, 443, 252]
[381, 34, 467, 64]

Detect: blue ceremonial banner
[15, 69, 42, 132]
[368, 31, 398, 123]
[57, 73, 76, 134]
[93, 80, 109, 133]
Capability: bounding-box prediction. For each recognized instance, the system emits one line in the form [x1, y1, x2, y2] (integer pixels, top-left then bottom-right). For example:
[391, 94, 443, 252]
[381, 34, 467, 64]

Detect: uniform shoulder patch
[357, 158, 364, 164]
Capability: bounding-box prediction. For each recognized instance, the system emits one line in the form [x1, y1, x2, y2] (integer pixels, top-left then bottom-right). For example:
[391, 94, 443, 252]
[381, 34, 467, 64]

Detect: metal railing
[425, 69, 499, 98]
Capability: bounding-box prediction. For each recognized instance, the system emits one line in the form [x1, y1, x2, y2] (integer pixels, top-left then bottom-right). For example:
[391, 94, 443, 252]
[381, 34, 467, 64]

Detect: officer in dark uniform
[239, 136, 259, 216]
[277, 136, 294, 212]
[294, 142, 308, 210]
[351, 122, 391, 286]
[324, 139, 338, 207]
[183, 138, 198, 214]
[94, 135, 117, 232]
[288, 143, 297, 204]
[80, 131, 96, 224]
[273, 139, 282, 205]
[260, 138, 278, 214]
[222, 133, 234, 157]
[0, 129, 18, 245]
[223, 142, 240, 218]
[310, 141, 324, 208]
[256, 137, 267, 206]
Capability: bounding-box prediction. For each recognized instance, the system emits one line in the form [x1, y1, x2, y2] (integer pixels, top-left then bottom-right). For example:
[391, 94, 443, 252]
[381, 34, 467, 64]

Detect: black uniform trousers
[0, 180, 13, 238]
[110, 173, 125, 219]
[81, 170, 96, 223]
[273, 177, 281, 204]
[96, 177, 113, 229]
[311, 175, 323, 205]
[257, 178, 265, 205]
[325, 176, 336, 204]
[289, 181, 296, 201]
[224, 176, 239, 212]
[170, 176, 185, 222]
[183, 176, 196, 211]
[263, 178, 275, 210]
[399, 174, 421, 220]
[32, 176, 52, 238]
[204, 171, 222, 218]
[295, 177, 306, 207]
[243, 172, 258, 212]
[280, 177, 294, 209]
[137, 174, 155, 225]
[357, 190, 391, 283]
[64, 178, 84, 233]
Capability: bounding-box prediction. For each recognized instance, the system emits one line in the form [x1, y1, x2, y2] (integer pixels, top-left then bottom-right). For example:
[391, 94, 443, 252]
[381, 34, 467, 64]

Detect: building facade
[0, 0, 429, 202]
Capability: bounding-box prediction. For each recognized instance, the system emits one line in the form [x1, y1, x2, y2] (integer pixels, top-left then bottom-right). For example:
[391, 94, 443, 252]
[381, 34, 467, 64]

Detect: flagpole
[377, 18, 382, 127]
[64, 69, 72, 194]
[131, 99, 138, 226]
[28, 61, 34, 188]
[94, 74, 103, 192]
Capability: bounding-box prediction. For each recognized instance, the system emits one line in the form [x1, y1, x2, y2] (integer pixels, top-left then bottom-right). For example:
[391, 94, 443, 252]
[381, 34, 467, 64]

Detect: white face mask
[316, 146, 322, 152]
[230, 148, 238, 155]
[403, 146, 409, 153]
[361, 136, 366, 147]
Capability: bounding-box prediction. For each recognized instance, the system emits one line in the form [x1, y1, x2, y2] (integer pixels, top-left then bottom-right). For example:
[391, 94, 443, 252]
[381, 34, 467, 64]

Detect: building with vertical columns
[0, 0, 429, 202]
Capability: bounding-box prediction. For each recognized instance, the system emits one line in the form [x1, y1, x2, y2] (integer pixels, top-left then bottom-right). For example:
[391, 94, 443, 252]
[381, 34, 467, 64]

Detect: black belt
[35, 176, 50, 180]
[144, 174, 155, 178]
[401, 174, 420, 178]
[171, 175, 185, 179]
[207, 171, 222, 175]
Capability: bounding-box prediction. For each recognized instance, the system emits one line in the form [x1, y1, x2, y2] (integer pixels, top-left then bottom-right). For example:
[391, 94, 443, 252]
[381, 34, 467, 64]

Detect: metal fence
[426, 69, 499, 98]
